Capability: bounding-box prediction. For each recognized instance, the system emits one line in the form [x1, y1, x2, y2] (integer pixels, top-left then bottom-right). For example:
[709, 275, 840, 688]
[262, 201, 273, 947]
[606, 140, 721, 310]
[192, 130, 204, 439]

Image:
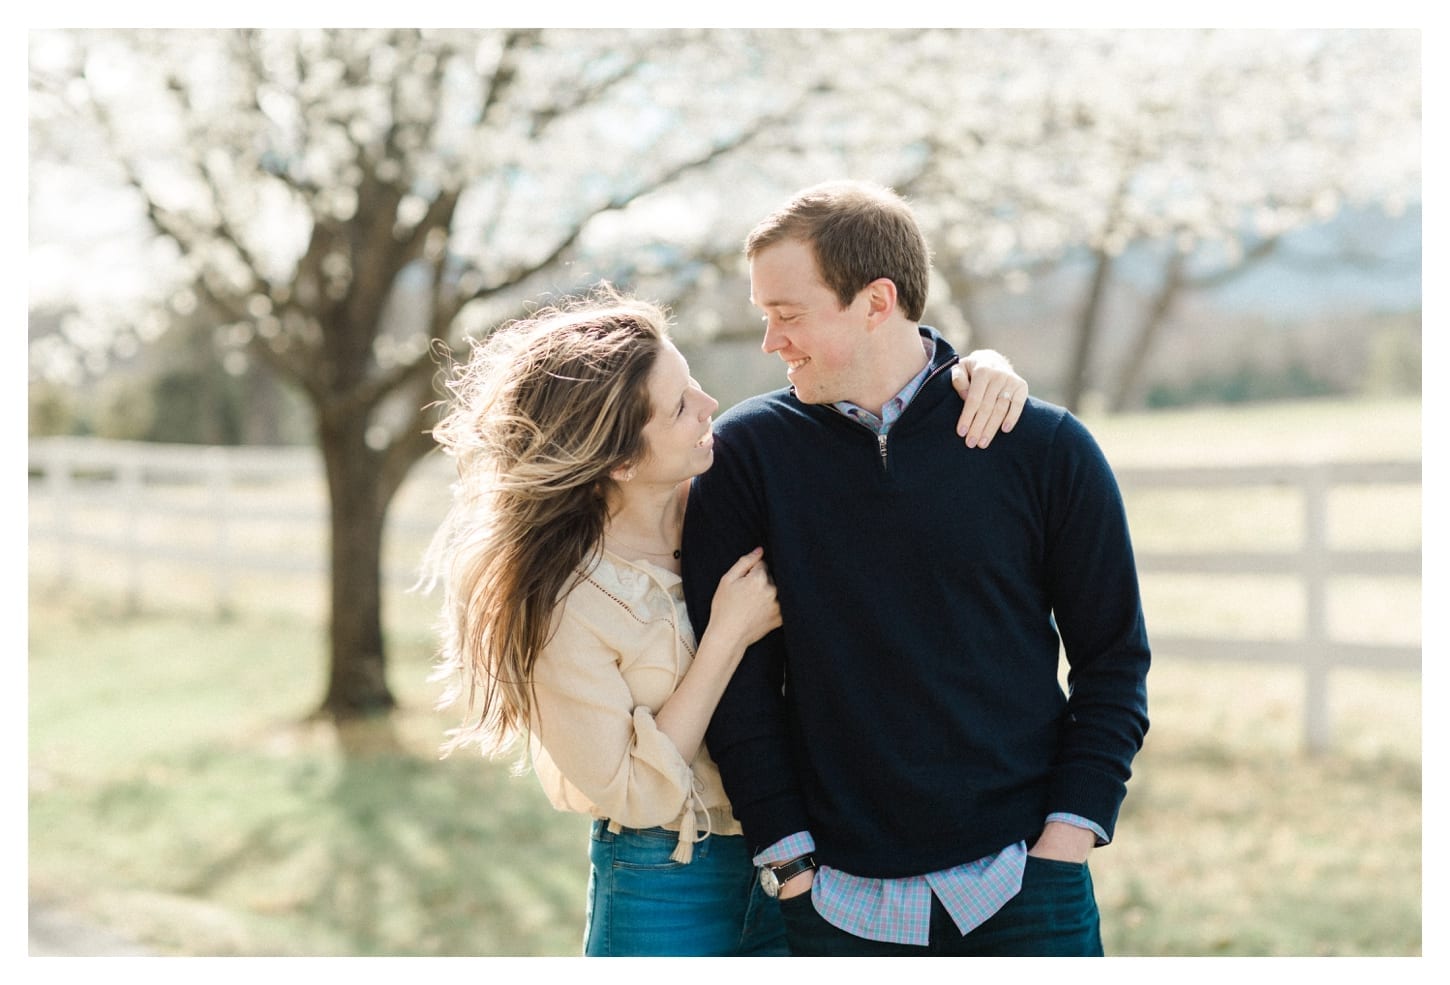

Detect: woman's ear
[610, 464, 636, 483]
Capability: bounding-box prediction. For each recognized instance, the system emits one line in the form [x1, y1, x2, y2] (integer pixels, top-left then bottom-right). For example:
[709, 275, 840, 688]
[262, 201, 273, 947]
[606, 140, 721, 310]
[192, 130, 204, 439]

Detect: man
[681, 181, 1150, 956]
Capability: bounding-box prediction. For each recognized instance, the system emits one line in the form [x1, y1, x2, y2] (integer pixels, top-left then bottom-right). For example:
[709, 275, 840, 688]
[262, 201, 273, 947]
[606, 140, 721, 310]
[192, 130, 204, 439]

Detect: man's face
[749, 238, 871, 406]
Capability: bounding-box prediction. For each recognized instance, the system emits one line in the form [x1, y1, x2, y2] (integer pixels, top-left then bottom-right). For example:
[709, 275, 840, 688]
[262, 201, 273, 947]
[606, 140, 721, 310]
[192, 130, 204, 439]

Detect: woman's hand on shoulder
[951, 349, 1028, 449]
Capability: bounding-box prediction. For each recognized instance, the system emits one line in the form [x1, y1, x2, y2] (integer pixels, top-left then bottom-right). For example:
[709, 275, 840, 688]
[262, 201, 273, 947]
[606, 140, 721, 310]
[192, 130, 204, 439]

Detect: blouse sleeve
[528, 599, 697, 830]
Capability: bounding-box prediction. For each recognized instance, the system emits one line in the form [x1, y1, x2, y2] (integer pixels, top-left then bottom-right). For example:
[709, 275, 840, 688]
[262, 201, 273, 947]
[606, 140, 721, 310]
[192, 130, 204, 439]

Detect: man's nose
[761, 320, 783, 354]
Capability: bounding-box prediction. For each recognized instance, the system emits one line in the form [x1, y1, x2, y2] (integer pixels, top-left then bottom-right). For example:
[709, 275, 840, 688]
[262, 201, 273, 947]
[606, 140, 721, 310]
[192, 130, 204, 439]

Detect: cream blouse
[528, 548, 742, 863]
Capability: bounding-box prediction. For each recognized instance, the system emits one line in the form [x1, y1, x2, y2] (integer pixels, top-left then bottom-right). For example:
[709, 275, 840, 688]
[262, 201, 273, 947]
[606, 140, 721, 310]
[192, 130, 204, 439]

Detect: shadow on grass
[1094, 727, 1422, 956]
[32, 711, 591, 956]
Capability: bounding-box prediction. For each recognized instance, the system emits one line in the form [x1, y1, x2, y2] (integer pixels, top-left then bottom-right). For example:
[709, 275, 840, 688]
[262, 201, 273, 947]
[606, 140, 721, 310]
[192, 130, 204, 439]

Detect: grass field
[26, 395, 1425, 957]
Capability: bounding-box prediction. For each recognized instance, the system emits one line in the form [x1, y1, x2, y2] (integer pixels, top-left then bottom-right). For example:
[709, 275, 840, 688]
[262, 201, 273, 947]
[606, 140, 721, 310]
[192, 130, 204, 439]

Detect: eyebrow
[750, 295, 804, 310]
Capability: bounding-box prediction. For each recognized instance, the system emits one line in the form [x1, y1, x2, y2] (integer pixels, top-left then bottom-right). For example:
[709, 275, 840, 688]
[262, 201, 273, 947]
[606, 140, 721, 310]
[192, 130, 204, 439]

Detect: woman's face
[629, 341, 719, 485]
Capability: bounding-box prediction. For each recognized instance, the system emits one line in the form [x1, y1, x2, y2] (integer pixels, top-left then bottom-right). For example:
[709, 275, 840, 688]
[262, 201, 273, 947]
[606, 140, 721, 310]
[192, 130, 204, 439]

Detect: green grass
[28, 395, 1424, 956]
[1081, 393, 1421, 467]
[27, 592, 1421, 956]
[28, 594, 591, 956]
[1096, 662, 1421, 956]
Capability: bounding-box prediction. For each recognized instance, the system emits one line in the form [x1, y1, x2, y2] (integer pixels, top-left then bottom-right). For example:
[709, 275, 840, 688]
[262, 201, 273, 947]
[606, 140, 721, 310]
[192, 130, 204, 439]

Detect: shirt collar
[832, 335, 938, 434]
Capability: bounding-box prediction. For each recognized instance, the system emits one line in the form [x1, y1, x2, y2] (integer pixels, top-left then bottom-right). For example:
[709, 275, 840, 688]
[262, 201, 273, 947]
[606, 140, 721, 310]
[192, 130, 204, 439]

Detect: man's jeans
[585, 820, 788, 956]
[778, 855, 1104, 956]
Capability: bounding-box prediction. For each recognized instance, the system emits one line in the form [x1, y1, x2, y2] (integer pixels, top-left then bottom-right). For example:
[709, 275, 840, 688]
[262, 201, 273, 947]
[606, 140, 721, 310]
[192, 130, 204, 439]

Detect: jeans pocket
[1026, 854, 1088, 874]
[611, 827, 687, 871]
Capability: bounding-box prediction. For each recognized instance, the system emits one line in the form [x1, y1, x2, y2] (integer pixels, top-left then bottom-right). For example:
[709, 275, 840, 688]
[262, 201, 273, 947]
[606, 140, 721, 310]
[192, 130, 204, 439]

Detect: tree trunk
[937, 268, 989, 354]
[1063, 248, 1115, 414]
[316, 410, 396, 718]
[1108, 250, 1186, 413]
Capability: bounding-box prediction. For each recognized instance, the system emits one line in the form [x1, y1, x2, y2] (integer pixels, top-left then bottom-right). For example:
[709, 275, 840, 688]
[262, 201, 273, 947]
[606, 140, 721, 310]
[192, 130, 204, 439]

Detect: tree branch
[525, 40, 646, 139]
[158, 65, 274, 298]
[480, 29, 543, 124]
[452, 113, 787, 314]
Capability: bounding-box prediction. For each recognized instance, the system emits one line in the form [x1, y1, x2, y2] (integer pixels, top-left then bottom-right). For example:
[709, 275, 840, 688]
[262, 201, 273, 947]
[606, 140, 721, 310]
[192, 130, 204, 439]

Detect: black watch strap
[770, 853, 818, 884]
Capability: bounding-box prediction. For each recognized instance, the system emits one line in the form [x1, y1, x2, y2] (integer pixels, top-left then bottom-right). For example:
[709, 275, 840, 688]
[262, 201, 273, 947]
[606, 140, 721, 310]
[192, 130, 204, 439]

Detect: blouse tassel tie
[669, 776, 715, 864]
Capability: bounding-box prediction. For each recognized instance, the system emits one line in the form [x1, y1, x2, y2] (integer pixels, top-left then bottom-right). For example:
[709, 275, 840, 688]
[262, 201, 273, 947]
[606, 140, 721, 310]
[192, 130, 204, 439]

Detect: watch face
[759, 866, 779, 896]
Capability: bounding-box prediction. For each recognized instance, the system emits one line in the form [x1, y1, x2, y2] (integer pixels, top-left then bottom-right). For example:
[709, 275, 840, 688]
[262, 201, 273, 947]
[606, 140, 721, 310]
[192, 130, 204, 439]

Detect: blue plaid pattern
[755, 343, 1109, 945]
[833, 338, 936, 436]
[760, 814, 1105, 947]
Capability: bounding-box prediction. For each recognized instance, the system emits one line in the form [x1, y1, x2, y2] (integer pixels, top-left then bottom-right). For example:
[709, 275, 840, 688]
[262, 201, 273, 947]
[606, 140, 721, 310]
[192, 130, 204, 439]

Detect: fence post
[205, 446, 235, 619]
[44, 440, 74, 587]
[1302, 464, 1331, 754]
[118, 444, 143, 615]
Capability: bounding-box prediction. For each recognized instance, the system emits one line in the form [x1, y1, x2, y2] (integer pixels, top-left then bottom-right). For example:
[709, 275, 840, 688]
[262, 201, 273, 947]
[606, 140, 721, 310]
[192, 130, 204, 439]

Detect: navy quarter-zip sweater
[682, 329, 1150, 879]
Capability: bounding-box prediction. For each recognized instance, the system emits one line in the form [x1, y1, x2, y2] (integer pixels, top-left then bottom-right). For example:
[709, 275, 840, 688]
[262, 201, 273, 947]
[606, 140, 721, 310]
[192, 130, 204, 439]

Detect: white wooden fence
[27, 436, 452, 620]
[1114, 460, 1421, 752]
[28, 437, 1420, 752]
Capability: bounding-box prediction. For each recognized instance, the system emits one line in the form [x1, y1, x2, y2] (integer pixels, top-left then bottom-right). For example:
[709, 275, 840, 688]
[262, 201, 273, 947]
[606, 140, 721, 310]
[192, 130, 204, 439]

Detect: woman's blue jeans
[584, 820, 787, 956]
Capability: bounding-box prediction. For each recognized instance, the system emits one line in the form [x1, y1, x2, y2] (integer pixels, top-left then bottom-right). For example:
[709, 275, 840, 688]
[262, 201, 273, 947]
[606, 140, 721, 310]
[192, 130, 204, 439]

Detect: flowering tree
[28, 27, 846, 718]
[876, 28, 1420, 410]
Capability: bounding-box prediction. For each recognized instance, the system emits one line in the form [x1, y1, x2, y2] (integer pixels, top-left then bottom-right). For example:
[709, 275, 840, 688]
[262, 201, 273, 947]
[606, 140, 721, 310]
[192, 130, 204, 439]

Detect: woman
[425, 286, 1026, 956]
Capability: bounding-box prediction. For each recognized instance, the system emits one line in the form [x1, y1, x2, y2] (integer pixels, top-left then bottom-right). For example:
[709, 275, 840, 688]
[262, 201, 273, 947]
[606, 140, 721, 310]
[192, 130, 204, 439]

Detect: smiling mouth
[786, 357, 810, 373]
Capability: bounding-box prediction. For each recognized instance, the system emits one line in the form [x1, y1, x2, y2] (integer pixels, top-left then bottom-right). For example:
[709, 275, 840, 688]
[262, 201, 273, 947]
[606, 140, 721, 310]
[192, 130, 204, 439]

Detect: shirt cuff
[1047, 811, 1110, 846]
[753, 831, 816, 867]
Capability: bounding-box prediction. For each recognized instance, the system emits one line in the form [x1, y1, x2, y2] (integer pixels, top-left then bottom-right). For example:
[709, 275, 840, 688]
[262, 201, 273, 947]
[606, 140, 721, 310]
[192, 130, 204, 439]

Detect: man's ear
[862, 277, 898, 329]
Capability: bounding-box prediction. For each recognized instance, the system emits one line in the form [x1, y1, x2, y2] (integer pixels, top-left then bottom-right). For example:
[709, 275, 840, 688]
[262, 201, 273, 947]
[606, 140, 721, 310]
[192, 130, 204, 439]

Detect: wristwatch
[758, 854, 817, 898]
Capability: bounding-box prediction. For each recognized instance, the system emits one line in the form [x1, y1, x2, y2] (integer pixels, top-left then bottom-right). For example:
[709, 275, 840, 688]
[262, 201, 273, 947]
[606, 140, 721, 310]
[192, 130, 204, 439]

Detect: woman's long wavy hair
[425, 287, 668, 758]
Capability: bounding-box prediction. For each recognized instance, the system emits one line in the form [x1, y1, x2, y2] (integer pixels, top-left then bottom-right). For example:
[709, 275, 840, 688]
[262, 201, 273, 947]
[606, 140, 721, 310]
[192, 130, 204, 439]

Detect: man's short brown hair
[744, 180, 932, 322]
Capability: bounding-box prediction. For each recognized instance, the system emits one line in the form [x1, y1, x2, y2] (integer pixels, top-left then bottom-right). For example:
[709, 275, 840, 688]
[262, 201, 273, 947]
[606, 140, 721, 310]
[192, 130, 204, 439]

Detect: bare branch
[480, 29, 543, 124]
[234, 30, 323, 199]
[1186, 235, 1281, 289]
[451, 109, 794, 314]
[158, 64, 272, 298]
[526, 45, 646, 139]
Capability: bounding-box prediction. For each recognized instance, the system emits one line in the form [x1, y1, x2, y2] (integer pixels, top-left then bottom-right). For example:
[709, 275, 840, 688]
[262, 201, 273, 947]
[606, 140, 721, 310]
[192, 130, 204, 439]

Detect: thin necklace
[607, 535, 682, 560]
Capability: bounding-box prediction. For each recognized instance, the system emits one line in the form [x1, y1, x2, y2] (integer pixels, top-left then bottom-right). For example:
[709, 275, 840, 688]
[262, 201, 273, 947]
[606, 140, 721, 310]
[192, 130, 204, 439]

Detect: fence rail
[1115, 459, 1420, 752]
[27, 436, 450, 618]
[28, 437, 1421, 753]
